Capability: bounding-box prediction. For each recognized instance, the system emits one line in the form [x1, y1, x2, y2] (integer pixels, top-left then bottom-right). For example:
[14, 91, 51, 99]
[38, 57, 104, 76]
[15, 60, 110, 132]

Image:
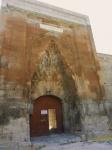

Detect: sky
[0, 0, 112, 55]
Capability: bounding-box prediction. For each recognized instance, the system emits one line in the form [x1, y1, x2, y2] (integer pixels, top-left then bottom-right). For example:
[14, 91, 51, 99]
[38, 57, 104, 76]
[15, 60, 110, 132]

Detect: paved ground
[31, 134, 112, 150]
[31, 134, 81, 146]
[0, 134, 112, 149]
[40, 142, 112, 150]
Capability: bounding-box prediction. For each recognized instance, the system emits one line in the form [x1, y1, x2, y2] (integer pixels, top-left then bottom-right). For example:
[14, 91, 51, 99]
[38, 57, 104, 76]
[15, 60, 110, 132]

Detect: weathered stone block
[85, 124, 97, 132]
[97, 122, 109, 131]
[0, 144, 18, 150]
[85, 116, 95, 125]
[80, 134, 87, 142]
[0, 90, 5, 97]
[0, 133, 13, 144]
[93, 130, 112, 137]
[85, 132, 94, 140]
[100, 116, 109, 123]
[19, 141, 31, 149]
[109, 120, 112, 129]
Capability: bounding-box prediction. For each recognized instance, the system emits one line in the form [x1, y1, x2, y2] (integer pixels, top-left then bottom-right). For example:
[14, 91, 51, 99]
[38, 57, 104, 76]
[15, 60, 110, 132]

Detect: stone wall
[0, 0, 111, 146]
[98, 53, 112, 130]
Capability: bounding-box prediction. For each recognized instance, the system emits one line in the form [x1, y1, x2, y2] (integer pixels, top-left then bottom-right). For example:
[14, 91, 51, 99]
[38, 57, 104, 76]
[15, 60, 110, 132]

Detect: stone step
[31, 134, 82, 148]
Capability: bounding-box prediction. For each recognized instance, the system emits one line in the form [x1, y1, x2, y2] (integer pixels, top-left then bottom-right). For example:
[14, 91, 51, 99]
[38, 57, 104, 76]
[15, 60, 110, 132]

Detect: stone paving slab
[41, 141, 112, 150]
[31, 133, 81, 148]
[31, 134, 112, 150]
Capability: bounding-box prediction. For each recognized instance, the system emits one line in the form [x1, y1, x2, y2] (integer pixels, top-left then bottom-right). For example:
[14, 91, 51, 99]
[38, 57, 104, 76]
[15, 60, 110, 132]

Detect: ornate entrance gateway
[30, 96, 63, 137]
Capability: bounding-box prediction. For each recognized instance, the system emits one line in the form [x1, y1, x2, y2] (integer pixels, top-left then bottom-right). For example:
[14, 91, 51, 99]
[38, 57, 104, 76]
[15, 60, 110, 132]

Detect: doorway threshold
[31, 133, 81, 147]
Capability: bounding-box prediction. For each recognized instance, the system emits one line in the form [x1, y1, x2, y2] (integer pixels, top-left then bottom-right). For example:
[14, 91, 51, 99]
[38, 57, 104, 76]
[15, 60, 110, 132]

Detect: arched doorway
[30, 95, 63, 137]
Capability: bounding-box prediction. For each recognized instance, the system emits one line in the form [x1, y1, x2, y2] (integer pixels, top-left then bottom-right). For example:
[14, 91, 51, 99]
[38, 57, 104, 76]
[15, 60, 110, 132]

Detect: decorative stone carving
[31, 39, 81, 131]
[31, 40, 78, 100]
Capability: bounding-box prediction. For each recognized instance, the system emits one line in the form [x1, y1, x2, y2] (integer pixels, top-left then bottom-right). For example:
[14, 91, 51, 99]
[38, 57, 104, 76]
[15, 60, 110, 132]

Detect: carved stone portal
[31, 39, 81, 132]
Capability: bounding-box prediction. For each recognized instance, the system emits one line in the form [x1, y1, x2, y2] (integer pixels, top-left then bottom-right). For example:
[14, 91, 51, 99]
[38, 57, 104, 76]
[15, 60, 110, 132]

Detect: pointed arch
[31, 39, 78, 102]
[27, 31, 80, 84]
[29, 39, 82, 133]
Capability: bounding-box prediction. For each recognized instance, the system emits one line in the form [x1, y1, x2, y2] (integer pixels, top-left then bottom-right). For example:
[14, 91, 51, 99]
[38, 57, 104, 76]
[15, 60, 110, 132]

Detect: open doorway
[30, 95, 63, 137]
[48, 109, 57, 134]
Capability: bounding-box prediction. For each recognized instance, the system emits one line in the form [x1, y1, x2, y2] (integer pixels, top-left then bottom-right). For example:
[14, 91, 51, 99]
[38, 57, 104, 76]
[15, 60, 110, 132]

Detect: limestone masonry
[0, 0, 112, 148]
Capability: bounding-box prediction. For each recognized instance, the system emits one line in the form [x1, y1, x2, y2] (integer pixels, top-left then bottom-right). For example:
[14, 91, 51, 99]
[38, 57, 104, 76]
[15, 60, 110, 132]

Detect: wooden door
[30, 95, 63, 137]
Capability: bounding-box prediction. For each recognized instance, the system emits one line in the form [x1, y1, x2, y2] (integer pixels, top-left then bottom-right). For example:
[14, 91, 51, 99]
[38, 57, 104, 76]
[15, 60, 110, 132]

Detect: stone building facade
[98, 53, 112, 130]
[0, 0, 112, 146]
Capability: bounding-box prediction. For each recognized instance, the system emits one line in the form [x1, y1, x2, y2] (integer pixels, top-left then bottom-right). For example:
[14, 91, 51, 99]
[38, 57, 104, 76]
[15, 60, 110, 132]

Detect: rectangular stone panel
[40, 23, 63, 33]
